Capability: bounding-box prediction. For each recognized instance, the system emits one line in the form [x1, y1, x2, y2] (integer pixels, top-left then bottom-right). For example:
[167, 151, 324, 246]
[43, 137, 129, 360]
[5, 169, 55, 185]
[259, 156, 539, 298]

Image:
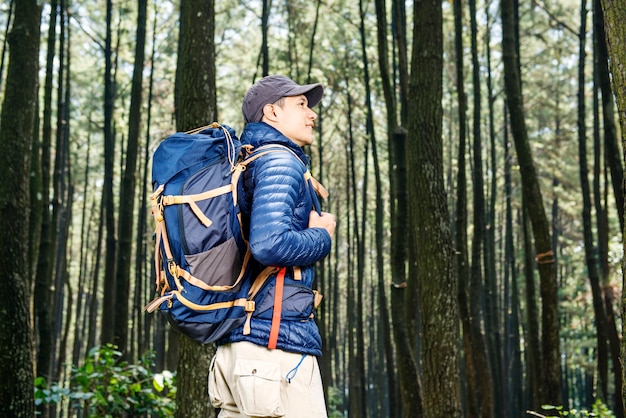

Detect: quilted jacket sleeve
[248, 152, 332, 267]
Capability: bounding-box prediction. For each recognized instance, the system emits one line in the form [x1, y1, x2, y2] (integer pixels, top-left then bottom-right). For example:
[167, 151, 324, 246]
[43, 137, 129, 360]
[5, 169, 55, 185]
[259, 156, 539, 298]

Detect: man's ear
[261, 103, 279, 122]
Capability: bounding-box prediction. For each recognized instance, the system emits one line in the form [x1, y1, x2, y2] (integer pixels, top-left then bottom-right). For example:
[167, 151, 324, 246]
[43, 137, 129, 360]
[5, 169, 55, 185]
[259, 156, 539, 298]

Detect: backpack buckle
[244, 300, 255, 313]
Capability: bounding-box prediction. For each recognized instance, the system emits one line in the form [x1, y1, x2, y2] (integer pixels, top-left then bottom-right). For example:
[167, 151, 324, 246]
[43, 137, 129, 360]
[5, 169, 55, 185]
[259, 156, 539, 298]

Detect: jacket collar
[241, 122, 310, 166]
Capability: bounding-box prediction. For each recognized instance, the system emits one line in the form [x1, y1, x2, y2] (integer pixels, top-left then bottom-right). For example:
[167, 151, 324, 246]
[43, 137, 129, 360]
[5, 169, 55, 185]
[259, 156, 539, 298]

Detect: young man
[208, 75, 336, 417]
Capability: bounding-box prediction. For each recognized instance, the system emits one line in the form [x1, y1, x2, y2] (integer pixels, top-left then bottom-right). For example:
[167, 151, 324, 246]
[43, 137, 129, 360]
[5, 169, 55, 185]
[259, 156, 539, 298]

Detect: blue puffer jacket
[217, 122, 332, 357]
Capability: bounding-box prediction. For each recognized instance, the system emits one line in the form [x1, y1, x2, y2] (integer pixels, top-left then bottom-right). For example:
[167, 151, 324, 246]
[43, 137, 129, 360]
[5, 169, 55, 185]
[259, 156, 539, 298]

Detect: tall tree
[373, 0, 400, 415]
[407, 0, 462, 415]
[598, 0, 626, 414]
[35, 0, 58, 386]
[261, 0, 270, 77]
[101, 0, 117, 345]
[50, 0, 70, 388]
[0, 0, 14, 91]
[114, 0, 148, 356]
[0, 0, 42, 416]
[468, 0, 497, 414]
[501, 0, 562, 406]
[594, 0, 624, 232]
[576, 0, 610, 407]
[593, 0, 624, 412]
[174, 0, 217, 416]
[387, 0, 419, 414]
[452, 0, 476, 414]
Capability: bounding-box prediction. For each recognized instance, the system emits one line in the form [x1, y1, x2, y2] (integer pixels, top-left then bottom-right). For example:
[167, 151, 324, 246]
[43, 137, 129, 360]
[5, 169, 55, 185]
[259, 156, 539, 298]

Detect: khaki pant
[208, 341, 328, 418]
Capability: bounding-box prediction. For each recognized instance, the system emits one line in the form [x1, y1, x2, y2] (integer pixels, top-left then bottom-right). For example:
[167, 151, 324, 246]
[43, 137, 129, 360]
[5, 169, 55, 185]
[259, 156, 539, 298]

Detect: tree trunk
[392, 0, 409, 125]
[597, 0, 626, 413]
[594, 0, 624, 232]
[35, 0, 58, 387]
[0, 0, 42, 416]
[261, 0, 270, 77]
[469, 0, 496, 413]
[408, 0, 462, 415]
[500, 0, 562, 406]
[101, 0, 117, 345]
[174, 0, 217, 416]
[577, 1, 611, 407]
[137, 2, 159, 359]
[373, 0, 400, 415]
[344, 76, 358, 415]
[386, 1, 416, 416]
[50, 1, 69, 391]
[483, 9, 500, 405]
[114, 0, 148, 356]
[452, 0, 477, 415]
[73, 130, 92, 366]
[0, 0, 14, 91]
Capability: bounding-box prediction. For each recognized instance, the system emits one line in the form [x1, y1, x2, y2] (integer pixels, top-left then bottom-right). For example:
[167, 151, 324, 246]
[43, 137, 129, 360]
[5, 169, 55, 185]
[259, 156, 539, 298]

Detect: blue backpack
[144, 123, 328, 344]
[145, 123, 260, 344]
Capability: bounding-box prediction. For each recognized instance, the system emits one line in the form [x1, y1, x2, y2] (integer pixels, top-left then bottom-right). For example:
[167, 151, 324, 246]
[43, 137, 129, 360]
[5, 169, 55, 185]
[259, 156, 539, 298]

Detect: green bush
[34, 344, 176, 417]
[530, 400, 616, 418]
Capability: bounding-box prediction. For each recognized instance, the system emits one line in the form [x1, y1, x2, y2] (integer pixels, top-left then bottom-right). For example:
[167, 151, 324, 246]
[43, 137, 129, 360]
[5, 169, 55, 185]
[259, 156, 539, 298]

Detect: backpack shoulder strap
[242, 144, 329, 200]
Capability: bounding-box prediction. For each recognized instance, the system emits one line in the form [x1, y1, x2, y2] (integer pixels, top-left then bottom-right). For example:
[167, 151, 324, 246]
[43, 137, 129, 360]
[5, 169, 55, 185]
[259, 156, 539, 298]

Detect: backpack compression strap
[267, 267, 287, 349]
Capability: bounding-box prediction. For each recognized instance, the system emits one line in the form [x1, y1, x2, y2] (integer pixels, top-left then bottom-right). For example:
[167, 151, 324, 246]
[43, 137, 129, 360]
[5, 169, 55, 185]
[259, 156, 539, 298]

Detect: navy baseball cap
[242, 75, 324, 123]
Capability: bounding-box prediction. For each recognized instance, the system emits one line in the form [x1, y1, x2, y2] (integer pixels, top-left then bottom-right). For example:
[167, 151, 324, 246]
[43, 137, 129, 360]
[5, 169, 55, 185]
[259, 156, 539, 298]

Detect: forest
[0, 0, 626, 417]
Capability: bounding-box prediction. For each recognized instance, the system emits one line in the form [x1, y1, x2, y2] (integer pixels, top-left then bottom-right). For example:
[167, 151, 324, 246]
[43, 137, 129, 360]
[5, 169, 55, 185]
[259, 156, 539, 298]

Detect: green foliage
[327, 386, 344, 418]
[34, 345, 176, 417]
[530, 400, 616, 418]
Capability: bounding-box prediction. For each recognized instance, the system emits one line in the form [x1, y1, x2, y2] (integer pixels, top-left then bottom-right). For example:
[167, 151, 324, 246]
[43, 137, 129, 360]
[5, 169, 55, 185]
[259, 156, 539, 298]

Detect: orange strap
[268, 267, 286, 349]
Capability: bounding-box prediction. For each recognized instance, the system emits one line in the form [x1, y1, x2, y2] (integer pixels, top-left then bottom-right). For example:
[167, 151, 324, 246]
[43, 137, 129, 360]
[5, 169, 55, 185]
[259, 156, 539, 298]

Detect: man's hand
[308, 211, 336, 238]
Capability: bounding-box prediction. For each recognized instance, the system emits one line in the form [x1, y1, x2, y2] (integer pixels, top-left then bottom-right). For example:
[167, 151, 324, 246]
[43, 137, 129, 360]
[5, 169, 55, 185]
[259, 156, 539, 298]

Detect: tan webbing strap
[242, 266, 278, 335]
[231, 164, 246, 205]
[171, 290, 250, 311]
[161, 184, 233, 228]
[313, 291, 323, 308]
[309, 290, 324, 318]
[268, 267, 286, 349]
[175, 245, 253, 292]
[143, 294, 173, 313]
[305, 173, 329, 199]
[293, 266, 302, 281]
[150, 185, 166, 292]
[250, 145, 329, 200]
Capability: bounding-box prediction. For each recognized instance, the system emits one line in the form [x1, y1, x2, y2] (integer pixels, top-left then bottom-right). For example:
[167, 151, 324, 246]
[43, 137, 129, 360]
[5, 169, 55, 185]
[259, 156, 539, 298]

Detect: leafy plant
[327, 386, 344, 418]
[34, 344, 176, 417]
[528, 400, 616, 418]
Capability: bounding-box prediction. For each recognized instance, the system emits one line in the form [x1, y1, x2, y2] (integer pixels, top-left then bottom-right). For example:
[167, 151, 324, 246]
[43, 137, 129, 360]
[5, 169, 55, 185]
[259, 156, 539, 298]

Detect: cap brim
[285, 83, 324, 108]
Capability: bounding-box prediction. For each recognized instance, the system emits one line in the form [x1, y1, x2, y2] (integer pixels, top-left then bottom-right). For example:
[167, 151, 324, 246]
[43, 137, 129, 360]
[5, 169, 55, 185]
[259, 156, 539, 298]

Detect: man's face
[266, 95, 318, 147]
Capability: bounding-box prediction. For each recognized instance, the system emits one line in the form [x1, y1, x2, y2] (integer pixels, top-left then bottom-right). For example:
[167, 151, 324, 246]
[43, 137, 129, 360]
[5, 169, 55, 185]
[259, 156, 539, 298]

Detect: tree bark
[501, 0, 562, 406]
[174, 1, 217, 416]
[101, 0, 117, 345]
[0, 0, 42, 416]
[408, 0, 462, 415]
[598, 0, 626, 414]
[452, 0, 477, 415]
[469, 0, 497, 413]
[35, 0, 57, 388]
[0, 0, 14, 91]
[594, 0, 624, 232]
[373, 0, 400, 415]
[577, 1, 611, 407]
[114, 0, 148, 356]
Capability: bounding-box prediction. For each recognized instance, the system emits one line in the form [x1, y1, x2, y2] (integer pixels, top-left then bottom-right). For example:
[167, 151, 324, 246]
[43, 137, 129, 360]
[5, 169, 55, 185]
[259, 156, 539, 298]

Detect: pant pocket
[208, 355, 224, 409]
[234, 358, 285, 417]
